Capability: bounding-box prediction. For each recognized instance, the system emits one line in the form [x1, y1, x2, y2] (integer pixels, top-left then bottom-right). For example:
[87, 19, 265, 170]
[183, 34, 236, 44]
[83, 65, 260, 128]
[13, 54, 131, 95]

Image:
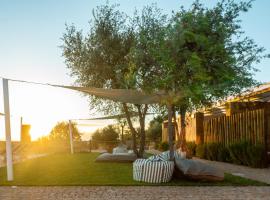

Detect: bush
[217, 146, 231, 162]
[246, 143, 267, 168]
[159, 142, 169, 151]
[191, 140, 267, 168]
[228, 141, 267, 168]
[228, 141, 247, 165]
[206, 143, 220, 161]
[186, 142, 197, 157]
[196, 144, 207, 159]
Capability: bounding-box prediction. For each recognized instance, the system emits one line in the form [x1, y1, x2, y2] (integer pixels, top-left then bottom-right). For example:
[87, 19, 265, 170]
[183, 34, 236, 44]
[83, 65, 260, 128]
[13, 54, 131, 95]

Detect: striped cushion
[133, 159, 174, 183]
[148, 150, 184, 161]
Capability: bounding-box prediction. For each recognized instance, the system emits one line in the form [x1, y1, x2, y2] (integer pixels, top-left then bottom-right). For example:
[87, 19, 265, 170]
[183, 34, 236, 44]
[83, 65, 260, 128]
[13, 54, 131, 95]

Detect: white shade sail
[56, 85, 168, 105]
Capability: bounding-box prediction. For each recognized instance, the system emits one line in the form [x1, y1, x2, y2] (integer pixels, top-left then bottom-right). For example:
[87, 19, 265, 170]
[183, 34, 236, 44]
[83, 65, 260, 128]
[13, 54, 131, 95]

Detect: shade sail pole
[3, 78, 14, 181]
[167, 104, 174, 161]
[69, 120, 74, 154]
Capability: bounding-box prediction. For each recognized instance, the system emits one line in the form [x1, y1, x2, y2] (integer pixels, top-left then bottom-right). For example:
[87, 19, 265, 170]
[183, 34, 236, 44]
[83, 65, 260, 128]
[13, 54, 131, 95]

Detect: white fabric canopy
[3, 77, 178, 105]
[56, 85, 167, 105]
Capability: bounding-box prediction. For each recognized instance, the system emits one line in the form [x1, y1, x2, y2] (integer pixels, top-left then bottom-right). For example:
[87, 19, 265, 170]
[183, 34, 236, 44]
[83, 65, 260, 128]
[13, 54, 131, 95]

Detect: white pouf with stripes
[133, 159, 174, 183]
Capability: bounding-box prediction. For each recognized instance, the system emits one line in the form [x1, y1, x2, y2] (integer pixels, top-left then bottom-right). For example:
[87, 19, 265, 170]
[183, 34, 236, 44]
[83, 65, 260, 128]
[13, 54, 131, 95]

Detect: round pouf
[133, 159, 174, 183]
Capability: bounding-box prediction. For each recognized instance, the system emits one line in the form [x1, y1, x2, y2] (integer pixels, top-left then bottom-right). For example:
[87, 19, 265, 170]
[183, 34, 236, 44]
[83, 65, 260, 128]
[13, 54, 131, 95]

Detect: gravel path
[0, 186, 270, 200]
[194, 158, 270, 184]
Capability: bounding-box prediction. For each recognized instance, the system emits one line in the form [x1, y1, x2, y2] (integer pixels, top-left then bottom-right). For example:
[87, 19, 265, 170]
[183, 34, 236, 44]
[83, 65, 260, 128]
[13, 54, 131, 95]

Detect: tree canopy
[146, 115, 164, 143]
[92, 125, 119, 142]
[48, 121, 81, 142]
[132, 0, 268, 150]
[62, 3, 165, 157]
[62, 0, 268, 156]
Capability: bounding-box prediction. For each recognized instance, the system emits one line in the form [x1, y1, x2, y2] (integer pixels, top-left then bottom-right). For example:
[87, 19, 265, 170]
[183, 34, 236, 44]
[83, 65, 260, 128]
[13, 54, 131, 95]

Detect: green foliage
[228, 141, 267, 168]
[47, 121, 81, 142]
[217, 146, 231, 163]
[196, 141, 267, 168]
[61, 1, 268, 156]
[246, 144, 266, 168]
[196, 144, 207, 158]
[206, 143, 220, 161]
[186, 141, 197, 157]
[92, 125, 119, 152]
[159, 142, 169, 151]
[62, 3, 133, 114]
[61, 4, 167, 157]
[228, 142, 246, 165]
[146, 116, 163, 142]
[92, 125, 119, 142]
[151, 0, 267, 110]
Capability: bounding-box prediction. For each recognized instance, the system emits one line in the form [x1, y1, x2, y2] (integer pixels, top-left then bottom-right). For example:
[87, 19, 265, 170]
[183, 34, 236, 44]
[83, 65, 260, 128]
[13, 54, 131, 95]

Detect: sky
[0, 0, 269, 141]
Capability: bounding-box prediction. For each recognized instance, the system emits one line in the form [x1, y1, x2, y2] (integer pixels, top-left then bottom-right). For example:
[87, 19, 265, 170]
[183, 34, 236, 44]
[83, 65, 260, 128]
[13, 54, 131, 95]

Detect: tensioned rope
[0, 76, 61, 87]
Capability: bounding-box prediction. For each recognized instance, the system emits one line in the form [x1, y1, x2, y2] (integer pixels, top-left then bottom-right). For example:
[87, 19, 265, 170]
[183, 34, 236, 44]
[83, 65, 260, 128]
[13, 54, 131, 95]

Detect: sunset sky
[0, 0, 269, 141]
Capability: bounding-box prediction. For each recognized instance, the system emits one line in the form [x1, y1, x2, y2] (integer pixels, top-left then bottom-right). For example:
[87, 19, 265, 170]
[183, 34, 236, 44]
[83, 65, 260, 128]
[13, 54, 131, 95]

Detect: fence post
[195, 112, 204, 145]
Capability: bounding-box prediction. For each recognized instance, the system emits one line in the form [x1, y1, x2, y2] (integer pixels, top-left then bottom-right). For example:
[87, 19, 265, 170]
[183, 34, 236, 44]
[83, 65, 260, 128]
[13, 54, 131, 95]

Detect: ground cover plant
[0, 153, 267, 186]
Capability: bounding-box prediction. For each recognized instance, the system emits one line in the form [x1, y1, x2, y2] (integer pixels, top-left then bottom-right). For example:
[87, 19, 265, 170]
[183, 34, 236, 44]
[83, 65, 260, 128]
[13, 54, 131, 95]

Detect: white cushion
[112, 146, 128, 154]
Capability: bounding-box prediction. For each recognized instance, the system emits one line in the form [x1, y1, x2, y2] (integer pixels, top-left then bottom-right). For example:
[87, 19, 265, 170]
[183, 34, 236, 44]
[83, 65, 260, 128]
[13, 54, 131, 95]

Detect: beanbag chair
[174, 158, 224, 181]
[95, 153, 137, 163]
[148, 150, 186, 161]
[133, 159, 174, 183]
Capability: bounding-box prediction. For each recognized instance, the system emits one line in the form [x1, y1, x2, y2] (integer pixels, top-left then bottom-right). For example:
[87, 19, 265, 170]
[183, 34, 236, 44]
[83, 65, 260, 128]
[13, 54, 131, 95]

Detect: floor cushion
[174, 158, 224, 181]
[113, 145, 128, 154]
[148, 150, 186, 161]
[95, 153, 137, 163]
[133, 159, 174, 183]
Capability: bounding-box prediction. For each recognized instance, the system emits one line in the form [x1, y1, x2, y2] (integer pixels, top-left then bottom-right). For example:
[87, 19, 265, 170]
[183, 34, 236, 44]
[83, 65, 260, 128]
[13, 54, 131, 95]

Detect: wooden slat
[200, 108, 264, 146]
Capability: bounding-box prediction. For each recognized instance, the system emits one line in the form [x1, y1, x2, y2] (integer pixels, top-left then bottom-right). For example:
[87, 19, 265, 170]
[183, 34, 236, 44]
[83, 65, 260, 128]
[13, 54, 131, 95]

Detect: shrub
[217, 146, 231, 162]
[246, 143, 267, 168]
[196, 144, 207, 159]
[206, 143, 220, 161]
[159, 142, 169, 151]
[227, 141, 267, 168]
[196, 141, 267, 168]
[228, 142, 244, 165]
[186, 142, 197, 157]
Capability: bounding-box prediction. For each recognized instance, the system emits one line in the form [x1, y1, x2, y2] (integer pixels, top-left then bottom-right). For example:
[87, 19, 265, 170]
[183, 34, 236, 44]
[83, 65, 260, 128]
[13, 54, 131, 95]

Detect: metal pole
[3, 78, 14, 181]
[68, 120, 74, 154]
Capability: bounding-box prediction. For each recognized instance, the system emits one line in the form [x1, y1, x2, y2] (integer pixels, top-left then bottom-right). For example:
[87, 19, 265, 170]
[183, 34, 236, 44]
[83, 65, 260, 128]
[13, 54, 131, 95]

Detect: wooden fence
[203, 109, 265, 146]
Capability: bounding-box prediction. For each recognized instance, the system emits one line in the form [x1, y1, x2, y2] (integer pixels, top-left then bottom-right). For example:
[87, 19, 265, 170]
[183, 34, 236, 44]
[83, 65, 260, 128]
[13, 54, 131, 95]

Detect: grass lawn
[0, 153, 267, 186]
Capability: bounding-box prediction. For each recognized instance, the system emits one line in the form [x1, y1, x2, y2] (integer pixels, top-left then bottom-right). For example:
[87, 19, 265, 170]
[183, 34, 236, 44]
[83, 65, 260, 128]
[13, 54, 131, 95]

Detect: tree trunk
[122, 103, 139, 157]
[172, 105, 180, 148]
[167, 104, 174, 161]
[121, 125, 124, 143]
[136, 104, 148, 158]
[179, 107, 187, 152]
